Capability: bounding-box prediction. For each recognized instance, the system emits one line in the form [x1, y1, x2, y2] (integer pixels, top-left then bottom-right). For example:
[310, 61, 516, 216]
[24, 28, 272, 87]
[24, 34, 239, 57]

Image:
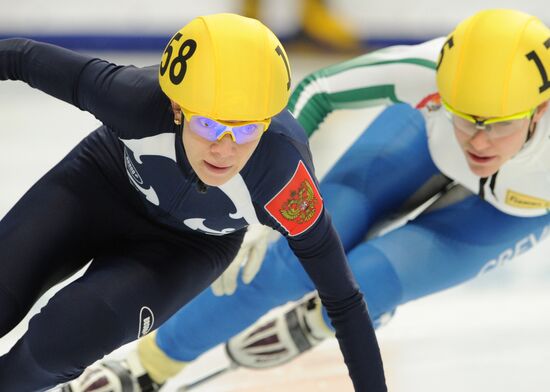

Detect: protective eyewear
[182, 109, 271, 145]
[442, 100, 535, 139]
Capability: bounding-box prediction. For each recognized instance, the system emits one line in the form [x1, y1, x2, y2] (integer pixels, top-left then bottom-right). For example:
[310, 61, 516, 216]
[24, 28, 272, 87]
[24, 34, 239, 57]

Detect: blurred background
[1, 1, 550, 391]
[0, 0, 549, 52]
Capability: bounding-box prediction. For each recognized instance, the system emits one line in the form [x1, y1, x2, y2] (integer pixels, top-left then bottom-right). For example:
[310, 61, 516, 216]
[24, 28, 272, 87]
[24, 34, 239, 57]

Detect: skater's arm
[0, 38, 168, 135]
[256, 114, 387, 391]
[288, 213, 387, 391]
[0, 38, 95, 105]
[288, 37, 445, 137]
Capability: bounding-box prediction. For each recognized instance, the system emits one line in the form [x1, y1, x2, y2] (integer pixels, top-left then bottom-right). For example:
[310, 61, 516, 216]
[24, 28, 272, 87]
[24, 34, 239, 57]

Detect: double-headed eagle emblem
[280, 180, 319, 223]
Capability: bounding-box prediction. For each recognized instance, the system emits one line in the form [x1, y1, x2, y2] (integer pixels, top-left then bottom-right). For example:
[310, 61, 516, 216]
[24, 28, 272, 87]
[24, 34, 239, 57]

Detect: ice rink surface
[1, 51, 549, 392]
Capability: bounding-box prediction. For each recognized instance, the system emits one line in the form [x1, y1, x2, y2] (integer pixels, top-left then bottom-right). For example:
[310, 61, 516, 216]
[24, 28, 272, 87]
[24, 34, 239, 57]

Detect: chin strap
[525, 115, 536, 143]
[478, 171, 499, 200]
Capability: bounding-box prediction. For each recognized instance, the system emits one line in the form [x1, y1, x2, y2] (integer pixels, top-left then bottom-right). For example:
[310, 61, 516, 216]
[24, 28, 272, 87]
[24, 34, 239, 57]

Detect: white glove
[211, 224, 272, 296]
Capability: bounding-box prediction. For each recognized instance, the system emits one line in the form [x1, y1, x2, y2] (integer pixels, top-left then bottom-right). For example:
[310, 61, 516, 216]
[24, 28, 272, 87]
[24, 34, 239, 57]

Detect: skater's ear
[170, 100, 183, 125]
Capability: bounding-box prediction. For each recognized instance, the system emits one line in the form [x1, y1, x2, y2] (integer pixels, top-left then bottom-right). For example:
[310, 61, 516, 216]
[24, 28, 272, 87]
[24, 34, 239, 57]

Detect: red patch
[416, 92, 440, 110]
[264, 161, 323, 236]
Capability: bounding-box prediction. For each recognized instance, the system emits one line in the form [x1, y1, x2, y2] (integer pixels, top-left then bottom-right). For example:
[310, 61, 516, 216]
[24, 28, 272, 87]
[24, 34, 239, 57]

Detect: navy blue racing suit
[0, 39, 385, 391]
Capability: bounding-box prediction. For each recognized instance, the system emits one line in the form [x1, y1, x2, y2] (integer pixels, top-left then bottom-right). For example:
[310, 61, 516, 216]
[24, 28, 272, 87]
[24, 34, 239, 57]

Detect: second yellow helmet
[436, 9, 550, 118]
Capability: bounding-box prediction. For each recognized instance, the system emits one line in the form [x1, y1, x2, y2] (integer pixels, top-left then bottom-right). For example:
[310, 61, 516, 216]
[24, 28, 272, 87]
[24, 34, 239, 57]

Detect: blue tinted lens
[189, 116, 226, 141]
[188, 116, 264, 144]
[233, 123, 262, 144]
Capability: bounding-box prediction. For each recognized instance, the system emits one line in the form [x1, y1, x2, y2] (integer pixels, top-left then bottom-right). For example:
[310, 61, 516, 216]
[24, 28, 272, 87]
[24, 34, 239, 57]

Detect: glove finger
[242, 247, 265, 284]
[222, 267, 239, 295]
[256, 240, 269, 260]
[212, 237, 254, 296]
[222, 258, 243, 295]
[212, 261, 238, 296]
[211, 276, 224, 296]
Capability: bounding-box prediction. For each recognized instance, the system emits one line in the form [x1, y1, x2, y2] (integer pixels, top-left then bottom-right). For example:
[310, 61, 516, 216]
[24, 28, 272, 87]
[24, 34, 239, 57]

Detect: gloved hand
[211, 224, 273, 296]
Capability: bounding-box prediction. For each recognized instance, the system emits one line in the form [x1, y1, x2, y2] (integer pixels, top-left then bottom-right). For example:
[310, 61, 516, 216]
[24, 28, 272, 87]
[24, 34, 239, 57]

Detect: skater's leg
[0, 165, 108, 336]
[0, 230, 243, 391]
[340, 194, 550, 326]
[379, 195, 550, 303]
[322, 104, 439, 228]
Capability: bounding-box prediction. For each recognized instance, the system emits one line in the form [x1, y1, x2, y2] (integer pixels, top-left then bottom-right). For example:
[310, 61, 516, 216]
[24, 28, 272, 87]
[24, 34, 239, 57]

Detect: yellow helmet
[159, 13, 292, 122]
[436, 9, 550, 118]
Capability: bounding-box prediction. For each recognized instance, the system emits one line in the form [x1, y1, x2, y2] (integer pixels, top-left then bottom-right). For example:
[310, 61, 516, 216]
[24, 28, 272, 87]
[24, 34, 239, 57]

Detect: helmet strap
[525, 115, 536, 144]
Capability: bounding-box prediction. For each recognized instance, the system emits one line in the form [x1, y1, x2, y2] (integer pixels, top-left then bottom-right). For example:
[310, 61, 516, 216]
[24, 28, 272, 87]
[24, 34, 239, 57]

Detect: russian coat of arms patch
[264, 161, 323, 236]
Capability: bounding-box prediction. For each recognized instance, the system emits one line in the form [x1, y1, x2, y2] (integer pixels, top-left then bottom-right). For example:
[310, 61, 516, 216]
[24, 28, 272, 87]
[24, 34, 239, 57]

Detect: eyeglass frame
[442, 99, 535, 138]
[181, 108, 272, 145]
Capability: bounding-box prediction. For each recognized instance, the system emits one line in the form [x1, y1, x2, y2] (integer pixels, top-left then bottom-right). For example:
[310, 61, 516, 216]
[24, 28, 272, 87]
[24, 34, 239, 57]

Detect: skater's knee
[25, 283, 127, 372]
[0, 285, 29, 337]
[349, 243, 404, 318]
